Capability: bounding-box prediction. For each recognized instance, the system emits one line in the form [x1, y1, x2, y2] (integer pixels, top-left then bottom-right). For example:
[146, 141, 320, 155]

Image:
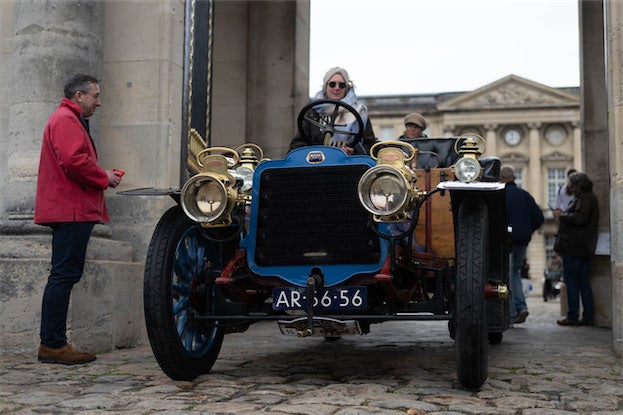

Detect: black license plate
[272, 286, 367, 311]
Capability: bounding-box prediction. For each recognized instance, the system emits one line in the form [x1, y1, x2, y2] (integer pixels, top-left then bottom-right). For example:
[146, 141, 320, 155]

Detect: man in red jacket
[34, 74, 123, 364]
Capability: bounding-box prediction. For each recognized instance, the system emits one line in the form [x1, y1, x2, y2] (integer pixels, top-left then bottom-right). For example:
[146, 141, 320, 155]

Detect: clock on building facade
[504, 127, 522, 146]
[545, 124, 567, 146]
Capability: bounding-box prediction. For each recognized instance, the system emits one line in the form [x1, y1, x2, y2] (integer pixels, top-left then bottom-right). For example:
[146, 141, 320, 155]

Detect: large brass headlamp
[358, 141, 420, 221]
[181, 148, 240, 226]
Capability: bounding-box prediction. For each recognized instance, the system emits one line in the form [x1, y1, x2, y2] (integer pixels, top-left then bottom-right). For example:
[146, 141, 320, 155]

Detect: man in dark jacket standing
[500, 165, 545, 324]
[553, 172, 599, 326]
[34, 74, 123, 364]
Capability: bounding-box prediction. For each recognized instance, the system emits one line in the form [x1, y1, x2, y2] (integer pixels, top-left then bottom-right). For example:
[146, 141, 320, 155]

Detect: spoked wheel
[144, 206, 224, 381]
[454, 197, 489, 389]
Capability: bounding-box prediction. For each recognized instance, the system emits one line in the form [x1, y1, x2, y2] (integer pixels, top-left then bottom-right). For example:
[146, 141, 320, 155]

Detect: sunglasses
[328, 81, 347, 89]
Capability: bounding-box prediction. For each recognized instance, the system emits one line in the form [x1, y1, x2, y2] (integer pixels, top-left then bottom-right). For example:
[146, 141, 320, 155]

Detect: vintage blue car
[130, 99, 510, 389]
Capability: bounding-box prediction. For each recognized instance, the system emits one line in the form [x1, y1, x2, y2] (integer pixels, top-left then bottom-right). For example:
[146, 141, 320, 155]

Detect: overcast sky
[309, 0, 580, 96]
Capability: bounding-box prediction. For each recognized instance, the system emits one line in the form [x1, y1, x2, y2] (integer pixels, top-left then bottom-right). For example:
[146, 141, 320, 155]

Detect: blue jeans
[40, 222, 95, 348]
[562, 255, 594, 323]
[509, 244, 528, 321]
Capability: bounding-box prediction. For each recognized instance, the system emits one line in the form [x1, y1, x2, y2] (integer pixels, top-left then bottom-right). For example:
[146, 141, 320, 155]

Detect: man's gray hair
[64, 74, 99, 99]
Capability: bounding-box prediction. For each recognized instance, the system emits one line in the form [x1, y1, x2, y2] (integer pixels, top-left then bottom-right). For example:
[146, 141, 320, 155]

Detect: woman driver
[288, 67, 377, 155]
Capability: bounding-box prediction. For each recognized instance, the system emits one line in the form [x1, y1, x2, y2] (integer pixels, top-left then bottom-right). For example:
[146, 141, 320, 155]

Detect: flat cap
[404, 112, 427, 129]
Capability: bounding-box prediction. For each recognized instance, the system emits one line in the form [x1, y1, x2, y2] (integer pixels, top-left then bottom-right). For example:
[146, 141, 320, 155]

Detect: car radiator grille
[255, 164, 381, 266]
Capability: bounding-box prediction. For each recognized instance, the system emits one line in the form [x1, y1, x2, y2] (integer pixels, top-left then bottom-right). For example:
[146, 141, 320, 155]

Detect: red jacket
[34, 98, 110, 224]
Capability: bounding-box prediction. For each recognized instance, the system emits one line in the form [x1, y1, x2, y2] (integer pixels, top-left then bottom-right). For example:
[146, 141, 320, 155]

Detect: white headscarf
[313, 68, 368, 147]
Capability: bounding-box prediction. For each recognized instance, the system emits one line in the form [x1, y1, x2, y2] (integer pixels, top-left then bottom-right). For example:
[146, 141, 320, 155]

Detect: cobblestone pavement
[1, 295, 621, 415]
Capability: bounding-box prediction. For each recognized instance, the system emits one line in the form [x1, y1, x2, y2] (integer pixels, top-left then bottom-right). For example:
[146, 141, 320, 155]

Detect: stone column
[2, 0, 104, 224]
[581, 0, 612, 333]
[572, 122, 583, 171]
[245, 0, 309, 159]
[527, 123, 542, 204]
[0, 1, 15, 218]
[0, 1, 143, 354]
[604, 0, 623, 355]
[484, 124, 498, 157]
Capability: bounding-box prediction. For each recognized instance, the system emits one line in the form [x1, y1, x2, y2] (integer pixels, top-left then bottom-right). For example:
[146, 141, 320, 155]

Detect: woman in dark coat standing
[553, 172, 599, 326]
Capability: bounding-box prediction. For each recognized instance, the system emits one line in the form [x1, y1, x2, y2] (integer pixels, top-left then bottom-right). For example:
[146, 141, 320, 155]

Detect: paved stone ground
[1, 295, 621, 415]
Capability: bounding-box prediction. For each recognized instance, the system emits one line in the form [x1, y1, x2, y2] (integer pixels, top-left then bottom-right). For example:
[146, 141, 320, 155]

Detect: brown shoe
[514, 309, 529, 324]
[38, 344, 96, 365]
[556, 318, 579, 326]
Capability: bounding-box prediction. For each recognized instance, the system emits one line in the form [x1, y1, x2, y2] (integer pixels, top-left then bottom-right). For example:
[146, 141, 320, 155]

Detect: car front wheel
[454, 197, 488, 389]
[144, 206, 225, 381]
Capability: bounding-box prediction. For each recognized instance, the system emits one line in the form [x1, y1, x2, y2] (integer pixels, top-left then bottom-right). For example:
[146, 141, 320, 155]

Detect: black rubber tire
[144, 206, 224, 381]
[454, 197, 488, 389]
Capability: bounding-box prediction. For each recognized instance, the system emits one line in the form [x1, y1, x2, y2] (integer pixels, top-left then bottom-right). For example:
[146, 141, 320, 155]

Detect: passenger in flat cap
[399, 112, 428, 139]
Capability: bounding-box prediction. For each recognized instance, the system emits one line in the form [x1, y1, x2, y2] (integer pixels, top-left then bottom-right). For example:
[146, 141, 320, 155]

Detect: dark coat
[557, 191, 599, 258]
[505, 182, 544, 246]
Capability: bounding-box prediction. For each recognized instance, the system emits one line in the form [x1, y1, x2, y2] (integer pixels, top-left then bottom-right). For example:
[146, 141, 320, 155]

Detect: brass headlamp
[453, 135, 486, 183]
[357, 141, 423, 221]
[181, 147, 249, 227]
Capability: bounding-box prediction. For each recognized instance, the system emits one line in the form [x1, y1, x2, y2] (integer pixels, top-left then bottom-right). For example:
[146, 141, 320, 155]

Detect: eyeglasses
[328, 81, 347, 89]
[78, 90, 100, 99]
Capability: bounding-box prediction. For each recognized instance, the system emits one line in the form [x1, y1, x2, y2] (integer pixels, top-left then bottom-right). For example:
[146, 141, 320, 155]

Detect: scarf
[312, 88, 368, 147]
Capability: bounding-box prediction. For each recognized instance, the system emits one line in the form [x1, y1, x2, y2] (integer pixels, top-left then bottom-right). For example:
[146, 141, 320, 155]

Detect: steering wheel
[296, 99, 365, 149]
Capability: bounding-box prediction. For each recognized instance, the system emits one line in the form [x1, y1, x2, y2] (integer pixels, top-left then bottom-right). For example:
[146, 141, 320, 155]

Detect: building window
[514, 167, 523, 188]
[547, 168, 566, 206]
[379, 125, 395, 141]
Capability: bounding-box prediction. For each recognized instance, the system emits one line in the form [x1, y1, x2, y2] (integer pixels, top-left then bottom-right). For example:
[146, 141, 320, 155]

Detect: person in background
[520, 258, 530, 279]
[500, 165, 544, 325]
[289, 67, 377, 155]
[553, 172, 599, 326]
[34, 74, 124, 365]
[543, 253, 562, 302]
[553, 168, 577, 214]
[398, 112, 428, 139]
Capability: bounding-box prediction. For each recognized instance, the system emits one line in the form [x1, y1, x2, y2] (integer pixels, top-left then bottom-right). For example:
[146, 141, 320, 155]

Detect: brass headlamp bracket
[454, 134, 487, 160]
[370, 140, 417, 182]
